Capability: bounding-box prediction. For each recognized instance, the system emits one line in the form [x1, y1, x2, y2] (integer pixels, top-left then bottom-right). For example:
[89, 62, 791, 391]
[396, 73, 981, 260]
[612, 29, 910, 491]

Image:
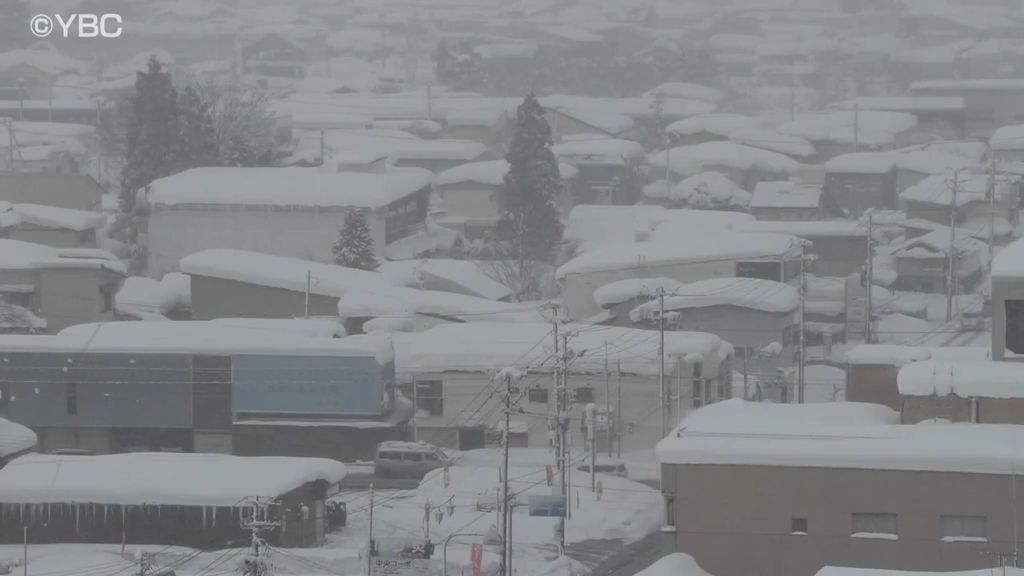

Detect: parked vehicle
[373, 441, 448, 479]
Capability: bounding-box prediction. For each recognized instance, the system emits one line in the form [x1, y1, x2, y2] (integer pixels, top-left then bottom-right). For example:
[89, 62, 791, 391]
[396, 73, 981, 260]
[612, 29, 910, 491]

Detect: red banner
[545, 465, 553, 486]
[471, 543, 483, 576]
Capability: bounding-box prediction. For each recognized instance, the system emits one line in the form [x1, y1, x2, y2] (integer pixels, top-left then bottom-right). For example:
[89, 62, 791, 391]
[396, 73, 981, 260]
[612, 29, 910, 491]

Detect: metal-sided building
[0, 321, 403, 461]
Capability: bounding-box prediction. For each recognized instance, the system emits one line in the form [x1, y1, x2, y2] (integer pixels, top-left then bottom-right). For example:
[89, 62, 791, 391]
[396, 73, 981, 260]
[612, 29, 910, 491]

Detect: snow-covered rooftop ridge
[649, 142, 802, 177]
[728, 128, 815, 158]
[557, 231, 801, 278]
[0, 452, 346, 507]
[781, 110, 917, 148]
[912, 79, 1024, 92]
[643, 82, 725, 103]
[0, 418, 36, 459]
[991, 124, 1024, 151]
[551, 138, 646, 162]
[391, 322, 730, 378]
[845, 345, 991, 366]
[993, 236, 1024, 279]
[898, 361, 1024, 399]
[0, 321, 383, 359]
[179, 249, 403, 297]
[666, 114, 759, 138]
[377, 259, 511, 302]
[0, 239, 125, 275]
[899, 172, 988, 207]
[593, 277, 684, 307]
[750, 181, 822, 209]
[831, 97, 966, 112]
[146, 167, 433, 208]
[336, 284, 543, 323]
[434, 160, 577, 187]
[737, 220, 865, 238]
[2, 203, 106, 232]
[630, 277, 799, 321]
[656, 399, 1024, 475]
[634, 554, 715, 576]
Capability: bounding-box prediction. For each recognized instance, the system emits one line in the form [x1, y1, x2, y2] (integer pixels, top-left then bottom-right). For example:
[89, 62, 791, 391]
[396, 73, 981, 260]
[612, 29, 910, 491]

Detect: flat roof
[656, 399, 1024, 475]
[0, 452, 346, 507]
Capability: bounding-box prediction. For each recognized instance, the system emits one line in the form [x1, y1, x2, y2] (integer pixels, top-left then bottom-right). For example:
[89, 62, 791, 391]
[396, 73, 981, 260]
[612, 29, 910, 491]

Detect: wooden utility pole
[658, 289, 667, 437]
[946, 171, 961, 322]
[866, 211, 874, 344]
[798, 242, 806, 404]
[500, 370, 512, 576]
[367, 484, 375, 576]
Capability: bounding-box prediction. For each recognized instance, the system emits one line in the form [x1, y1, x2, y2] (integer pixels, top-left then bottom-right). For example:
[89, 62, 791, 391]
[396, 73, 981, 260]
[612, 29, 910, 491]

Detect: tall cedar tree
[498, 93, 564, 262]
[333, 210, 380, 271]
[177, 82, 218, 168]
[119, 57, 181, 213]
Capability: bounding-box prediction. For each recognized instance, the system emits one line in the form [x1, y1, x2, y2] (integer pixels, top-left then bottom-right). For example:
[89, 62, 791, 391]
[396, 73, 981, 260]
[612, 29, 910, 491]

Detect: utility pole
[367, 484, 375, 576]
[499, 369, 512, 576]
[798, 243, 806, 404]
[946, 171, 960, 322]
[604, 341, 611, 458]
[304, 270, 311, 318]
[319, 129, 325, 167]
[557, 332, 570, 556]
[22, 525, 27, 576]
[615, 360, 622, 459]
[658, 288, 667, 438]
[589, 405, 596, 492]
[989, 158, 997, 273]
[17, 78, 24, 122]
[95, 99, 102, 183]
[412, 377, 418, 442]
[852, 104, 859, 152]
[3, 118, 13, 171]
[865, 211, 874, 344]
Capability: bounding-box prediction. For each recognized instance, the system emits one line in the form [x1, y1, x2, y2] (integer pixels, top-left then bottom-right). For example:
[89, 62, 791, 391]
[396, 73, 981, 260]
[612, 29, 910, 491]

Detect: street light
[442, 532, 486, 576]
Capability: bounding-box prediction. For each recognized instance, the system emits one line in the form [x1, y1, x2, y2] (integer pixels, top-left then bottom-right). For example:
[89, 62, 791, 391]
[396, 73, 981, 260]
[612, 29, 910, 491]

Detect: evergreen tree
[177, 81, 218, 168]
[498, 93, 564, 265]
[118, 57, 181, 213]
[333, 210, 380, 271]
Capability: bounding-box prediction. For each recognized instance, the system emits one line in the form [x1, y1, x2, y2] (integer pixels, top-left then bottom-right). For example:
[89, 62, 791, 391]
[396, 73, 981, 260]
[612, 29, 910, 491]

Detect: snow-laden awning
[898, 361, 1024, 399]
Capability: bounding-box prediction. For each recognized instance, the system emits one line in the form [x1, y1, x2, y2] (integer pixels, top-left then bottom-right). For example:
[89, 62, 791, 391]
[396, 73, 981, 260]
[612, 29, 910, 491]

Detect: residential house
[750, 181, 837, 221]
[824, 152, 899, 217]
[899, 172, 991, 227]
[898, 361, 1024, 424]
[144, 167, 433, 277]
[240, 33, 307, 78]
[737, 220, 868, 277]
[910, 79, 1024, 138]
[658, 399, 1024, 576]
[556, 231, 802, 321]
[433, 159, 578, 239]
[844, 345, 988, 410]
[379, 322, 732, 452]
[0, 173, 104, 211]
[891, 228, 988, 293]
[0, 203, 105, 248]
[551, 138, 646, 205]
[591, 277, 684, 326]
[992, 237, 1024, 361]
[990, 124, 1024, 162]
[0, 239, 125, 333]
[831, 97, 968, 141]
[443, 107, 510, 158]
[0, 320, 401, 461]
[781, 110, 917, 161]
[0, 418, 35, 467]
[655, 142, 803, 192]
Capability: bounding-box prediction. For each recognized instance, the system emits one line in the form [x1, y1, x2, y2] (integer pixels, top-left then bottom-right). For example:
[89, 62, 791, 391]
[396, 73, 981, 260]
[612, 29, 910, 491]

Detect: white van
[373, 441, 448, 479]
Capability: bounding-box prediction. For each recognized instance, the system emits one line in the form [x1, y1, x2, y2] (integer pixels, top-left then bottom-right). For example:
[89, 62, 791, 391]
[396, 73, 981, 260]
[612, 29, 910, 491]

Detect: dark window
[737, 260, 783, 282]
[528, 387, 549, 403]
[99, 284, 114, 313]
[574, 386, 594, 404]
[416, 380, 443, 416]
[792, 518, 808, 534]
[852, 513, 898, 536]
[1006, 300, 1024, 354]
[404, 452, 424, 462]
[940, 515, 987, 540]
[66, 382, 77, 415]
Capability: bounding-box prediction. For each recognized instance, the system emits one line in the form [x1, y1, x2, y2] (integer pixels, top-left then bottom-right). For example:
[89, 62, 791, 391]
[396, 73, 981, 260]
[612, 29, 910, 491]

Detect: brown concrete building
[898, 360, 1024, 424]
[845, 345, 990, 411]
[657, 400, 1024, 576]
[993, 237, 1024, 361]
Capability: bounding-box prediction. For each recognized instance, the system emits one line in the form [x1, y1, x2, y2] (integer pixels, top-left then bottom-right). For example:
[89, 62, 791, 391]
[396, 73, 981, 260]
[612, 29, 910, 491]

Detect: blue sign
[528, 495, 567, 518]
[232, 355, 385, 417]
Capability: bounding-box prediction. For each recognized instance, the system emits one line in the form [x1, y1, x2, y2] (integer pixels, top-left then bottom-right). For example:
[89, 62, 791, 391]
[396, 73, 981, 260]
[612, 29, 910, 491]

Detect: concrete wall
[188, 274, 340, 320]
[992, 274, 1024, 360]
[0, 173, 104, 211]
[902, 395, 1024, 425]
[846, 364, 901, 410]
[438, 182, 500, 219]
[666, 463, 1024, 576]
[807, 236, 866, 278]
[36, 268, 120, 333]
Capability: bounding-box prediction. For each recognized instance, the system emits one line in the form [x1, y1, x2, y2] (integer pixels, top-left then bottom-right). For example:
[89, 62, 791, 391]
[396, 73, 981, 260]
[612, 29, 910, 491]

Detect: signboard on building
[528, 494, 566, 518]
[370, 557, 433, 576]
[232, 355, 385, 417]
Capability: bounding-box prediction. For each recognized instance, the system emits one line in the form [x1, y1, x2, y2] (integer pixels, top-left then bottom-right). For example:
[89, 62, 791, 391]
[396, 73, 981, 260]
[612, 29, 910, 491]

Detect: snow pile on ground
[0, 418, 36, 459]
[116, 273, 192, 317]
[634, 553, 715, 576]
[898, 361, 1024, 399]
[0, 453, 347, 506]
[593, 278, 684, 307]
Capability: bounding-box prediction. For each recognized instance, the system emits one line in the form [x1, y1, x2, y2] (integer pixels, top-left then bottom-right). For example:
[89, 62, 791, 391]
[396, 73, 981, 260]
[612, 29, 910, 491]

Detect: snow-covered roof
[593, 277, 684, 307]
[817, 568, 1024, 576]
[377, 259, 512, 302]
[750, 181, 822, 209]
[656, 398, 1024, 475]
[0, 47, 87, 76]
[542, 98, 635, 136]
[434, 160, 577, 187]
[115, 275, 190, 316]
[634, 554, 714, 576]
[551, 138, 646, 162]
[179, 249, 403, 298]
[899, 173, 988, 207]
[557, 231, 801, 278]
[644, 83, 725, 103]
[912, 79, 1024, 92]
[737, 220, 865, 238]
[831, 97, 966, 113]
[990, 124, 1024, 151]
[147, 167, 433, 209]
[845, 345, 933, 367]
[892, 228, 988, 262]
[3, 203, 105, 232]
[666, 114, 759, 138]
[630, 277, 799, 321]
[390, 322, 730, 378]
[0, 453, 346, 506]
[729, 128, 815, 158]
[643, 172, 752, 207]
[898, 361, 1024, 399]
[993, 236, 1024, 280]
[0, 418, 36, 459]
[824, 151, 897, 174]
[337, 285, 542, 323]
[895, 149, 979, 175]
[0, 240, 125, 275]
[781, 110, 917, 148]
[650, 142, 802, 178]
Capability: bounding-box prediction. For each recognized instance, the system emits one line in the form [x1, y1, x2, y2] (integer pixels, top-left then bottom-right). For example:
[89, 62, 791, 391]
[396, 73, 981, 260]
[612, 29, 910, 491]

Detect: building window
[663, 493, 675, 529]
[415, 380, 443, 416]
[940, 515, 987, 542]
[1007, 300, 1024, 355]
[100, 284, 114, 313]
[66, 382, 77, 416]
[792, 518, 808, 534]
[528, 387, 549, 403]
[692, 379, 704, 409]
[573, 386, 594, 404]
[851, 513, 898, 538]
